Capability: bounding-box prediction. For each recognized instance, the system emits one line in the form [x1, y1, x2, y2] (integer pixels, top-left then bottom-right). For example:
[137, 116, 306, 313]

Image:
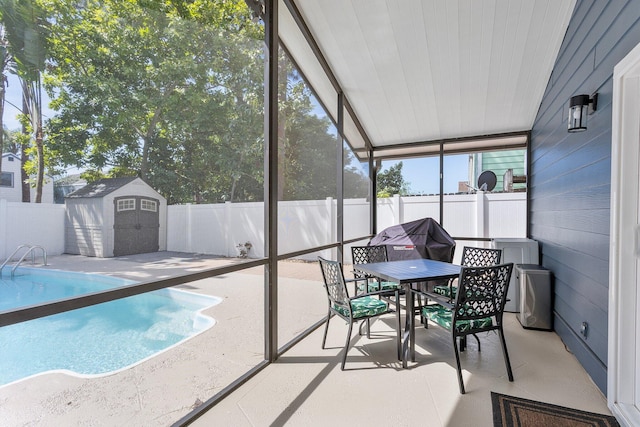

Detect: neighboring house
[469, 150, 527, 192]
[54, 174, 87, 204]
[64, 177, 167, 257]
[0, 153, 55, 203]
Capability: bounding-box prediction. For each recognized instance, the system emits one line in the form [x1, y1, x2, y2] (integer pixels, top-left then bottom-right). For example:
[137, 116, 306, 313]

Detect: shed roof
[65, 177, 138, 199]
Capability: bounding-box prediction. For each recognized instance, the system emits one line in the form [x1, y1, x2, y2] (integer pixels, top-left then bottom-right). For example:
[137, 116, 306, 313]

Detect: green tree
[0, 24, 13, 174]
[277, 50, 369, 201]
[2, 128, 22, 154]
[344, 158, 369, 199]
[0, 0, 49, 202]
[278, 72, 335, 200]
[377, 162, 409, 197]
[41, 0, 364, 204]
[45, 0, 265, 203]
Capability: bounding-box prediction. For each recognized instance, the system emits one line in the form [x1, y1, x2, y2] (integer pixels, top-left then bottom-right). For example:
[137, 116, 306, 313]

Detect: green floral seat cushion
[357, 280, 401, 293]
[422, 304, 493, 333]
[433, 285, 457, 297]
[433, 286, 489, 299]
[334, 296, 389, 319]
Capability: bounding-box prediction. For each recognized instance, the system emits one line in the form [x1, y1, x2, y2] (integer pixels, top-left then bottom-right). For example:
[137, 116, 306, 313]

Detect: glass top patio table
[353, 259, 461, 368]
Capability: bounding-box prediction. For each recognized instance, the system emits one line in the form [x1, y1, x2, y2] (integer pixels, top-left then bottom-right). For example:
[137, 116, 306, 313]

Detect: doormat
[491, 392, 619, 427]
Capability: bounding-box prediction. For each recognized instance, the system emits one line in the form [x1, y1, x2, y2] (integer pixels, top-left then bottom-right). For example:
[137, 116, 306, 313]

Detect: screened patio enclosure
[2, 0, 633, 425]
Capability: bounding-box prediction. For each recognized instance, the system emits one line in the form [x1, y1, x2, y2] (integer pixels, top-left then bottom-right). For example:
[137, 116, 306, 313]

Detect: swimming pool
[0, 268, 221, 387]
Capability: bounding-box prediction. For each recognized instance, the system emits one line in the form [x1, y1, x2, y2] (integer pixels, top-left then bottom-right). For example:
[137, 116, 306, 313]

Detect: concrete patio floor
[0, 252, 613, 426]
[193, 308, 612, 426]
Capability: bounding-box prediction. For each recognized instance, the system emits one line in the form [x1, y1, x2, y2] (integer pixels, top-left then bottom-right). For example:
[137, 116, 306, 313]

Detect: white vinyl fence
[0, 199, 66, 261]
[0, 192, 526, 262]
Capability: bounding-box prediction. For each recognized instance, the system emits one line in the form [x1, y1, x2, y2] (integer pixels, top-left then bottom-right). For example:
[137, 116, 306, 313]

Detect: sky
[4, 75, 56, 133]
[4, 75, 26, 130]
[380, 155, 470, 195]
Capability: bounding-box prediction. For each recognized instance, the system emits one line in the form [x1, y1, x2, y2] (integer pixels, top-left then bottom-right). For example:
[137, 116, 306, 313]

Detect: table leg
[402, 284, 415, 368]
[409, 286, 415, 362]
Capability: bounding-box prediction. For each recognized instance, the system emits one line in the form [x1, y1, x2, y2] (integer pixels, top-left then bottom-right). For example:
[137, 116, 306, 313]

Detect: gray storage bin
[515, 264, 553, 330]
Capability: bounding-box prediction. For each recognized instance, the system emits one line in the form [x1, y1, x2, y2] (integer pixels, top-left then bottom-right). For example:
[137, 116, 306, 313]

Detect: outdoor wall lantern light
[568, 93, 598, 132]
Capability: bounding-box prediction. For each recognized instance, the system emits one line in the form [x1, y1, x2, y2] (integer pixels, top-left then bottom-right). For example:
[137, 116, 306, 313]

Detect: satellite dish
[477, 170, 497, 192]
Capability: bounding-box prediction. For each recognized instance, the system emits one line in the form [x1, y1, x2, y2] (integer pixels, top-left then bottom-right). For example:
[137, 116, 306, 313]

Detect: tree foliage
[0, 24, 11, 174]
[377, 162, 409, 197]
[0, 0, 49, 202]
[276, 51, 369, 201]
[0, 0, 368, 204]
[43, 0, 264, 203]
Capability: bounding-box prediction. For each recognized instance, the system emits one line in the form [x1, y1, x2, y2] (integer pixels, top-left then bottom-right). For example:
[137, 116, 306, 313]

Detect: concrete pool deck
[0, 252, 326, 426]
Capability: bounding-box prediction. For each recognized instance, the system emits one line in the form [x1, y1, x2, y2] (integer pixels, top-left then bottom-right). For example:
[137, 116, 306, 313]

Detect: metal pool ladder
[0, 244, 48, 278]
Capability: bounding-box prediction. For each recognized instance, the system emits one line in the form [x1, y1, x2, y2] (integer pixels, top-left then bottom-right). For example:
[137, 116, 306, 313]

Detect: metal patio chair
[421, 263, 514, 393]
[433, 246, 502, 300]
[350, 245, 403, 334]
[318, 257, 401, 369]
[350, 245, 401, 295]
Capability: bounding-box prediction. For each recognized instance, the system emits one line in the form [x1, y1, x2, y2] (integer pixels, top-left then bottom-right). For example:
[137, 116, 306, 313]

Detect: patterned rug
[491, 392, 620, 427]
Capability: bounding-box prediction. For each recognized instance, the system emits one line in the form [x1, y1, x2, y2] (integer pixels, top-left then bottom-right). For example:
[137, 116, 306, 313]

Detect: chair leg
[472, 333, 481, 352]
[452, 334, 466, 394]
[498, 327, 514, 382]
[341, 320, 354, 370]
[423, 307, 429, 329]
[321, 309, 331, 349]
[358, 319, 371, 337]
[395, 290, 402, 360]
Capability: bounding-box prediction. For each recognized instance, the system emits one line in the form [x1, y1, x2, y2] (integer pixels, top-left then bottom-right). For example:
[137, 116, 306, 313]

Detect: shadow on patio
[193, 305, 611, 426]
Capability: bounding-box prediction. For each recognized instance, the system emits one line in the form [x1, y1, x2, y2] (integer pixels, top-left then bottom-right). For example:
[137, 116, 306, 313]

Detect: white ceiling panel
[284, 0, 575, 154]
[343, 108, 366, 151]
[279, 1, 339, 120]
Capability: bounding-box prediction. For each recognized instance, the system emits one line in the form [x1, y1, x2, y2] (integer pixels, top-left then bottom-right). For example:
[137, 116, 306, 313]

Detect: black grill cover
[369, 217, 455, 262]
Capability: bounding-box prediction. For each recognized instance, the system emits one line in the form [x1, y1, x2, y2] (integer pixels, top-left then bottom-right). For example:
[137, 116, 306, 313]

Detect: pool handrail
[0, 244, 48, 278]
[0, 244, 32, 276]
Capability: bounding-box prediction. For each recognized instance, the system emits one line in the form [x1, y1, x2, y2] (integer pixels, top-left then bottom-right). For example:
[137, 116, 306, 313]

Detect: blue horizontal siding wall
[530, 0, 640, 395]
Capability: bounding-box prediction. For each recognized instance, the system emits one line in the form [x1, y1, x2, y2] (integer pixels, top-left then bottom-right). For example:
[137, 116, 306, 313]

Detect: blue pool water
[0, 268, 221, 386]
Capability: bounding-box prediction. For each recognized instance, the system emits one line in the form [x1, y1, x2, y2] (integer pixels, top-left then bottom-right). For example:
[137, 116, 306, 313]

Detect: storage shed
[64, 177, 167, 257]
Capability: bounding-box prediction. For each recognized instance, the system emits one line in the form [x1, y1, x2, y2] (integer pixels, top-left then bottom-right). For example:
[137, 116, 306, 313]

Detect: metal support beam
[264, 0, 278, 363]
[525, 130, 532, 238]
[337, 92, 344, 262]
[372, 130, 529, 154]
[439, 140, 444, 226]
[370, 153, 377, 236]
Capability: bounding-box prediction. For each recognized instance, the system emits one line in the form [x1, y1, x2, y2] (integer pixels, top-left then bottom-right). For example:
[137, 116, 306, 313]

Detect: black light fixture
[568, 93, 598, 132]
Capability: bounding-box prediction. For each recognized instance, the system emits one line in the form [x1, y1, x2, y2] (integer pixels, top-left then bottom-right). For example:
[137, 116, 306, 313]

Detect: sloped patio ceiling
[279, 0, 576, 160]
